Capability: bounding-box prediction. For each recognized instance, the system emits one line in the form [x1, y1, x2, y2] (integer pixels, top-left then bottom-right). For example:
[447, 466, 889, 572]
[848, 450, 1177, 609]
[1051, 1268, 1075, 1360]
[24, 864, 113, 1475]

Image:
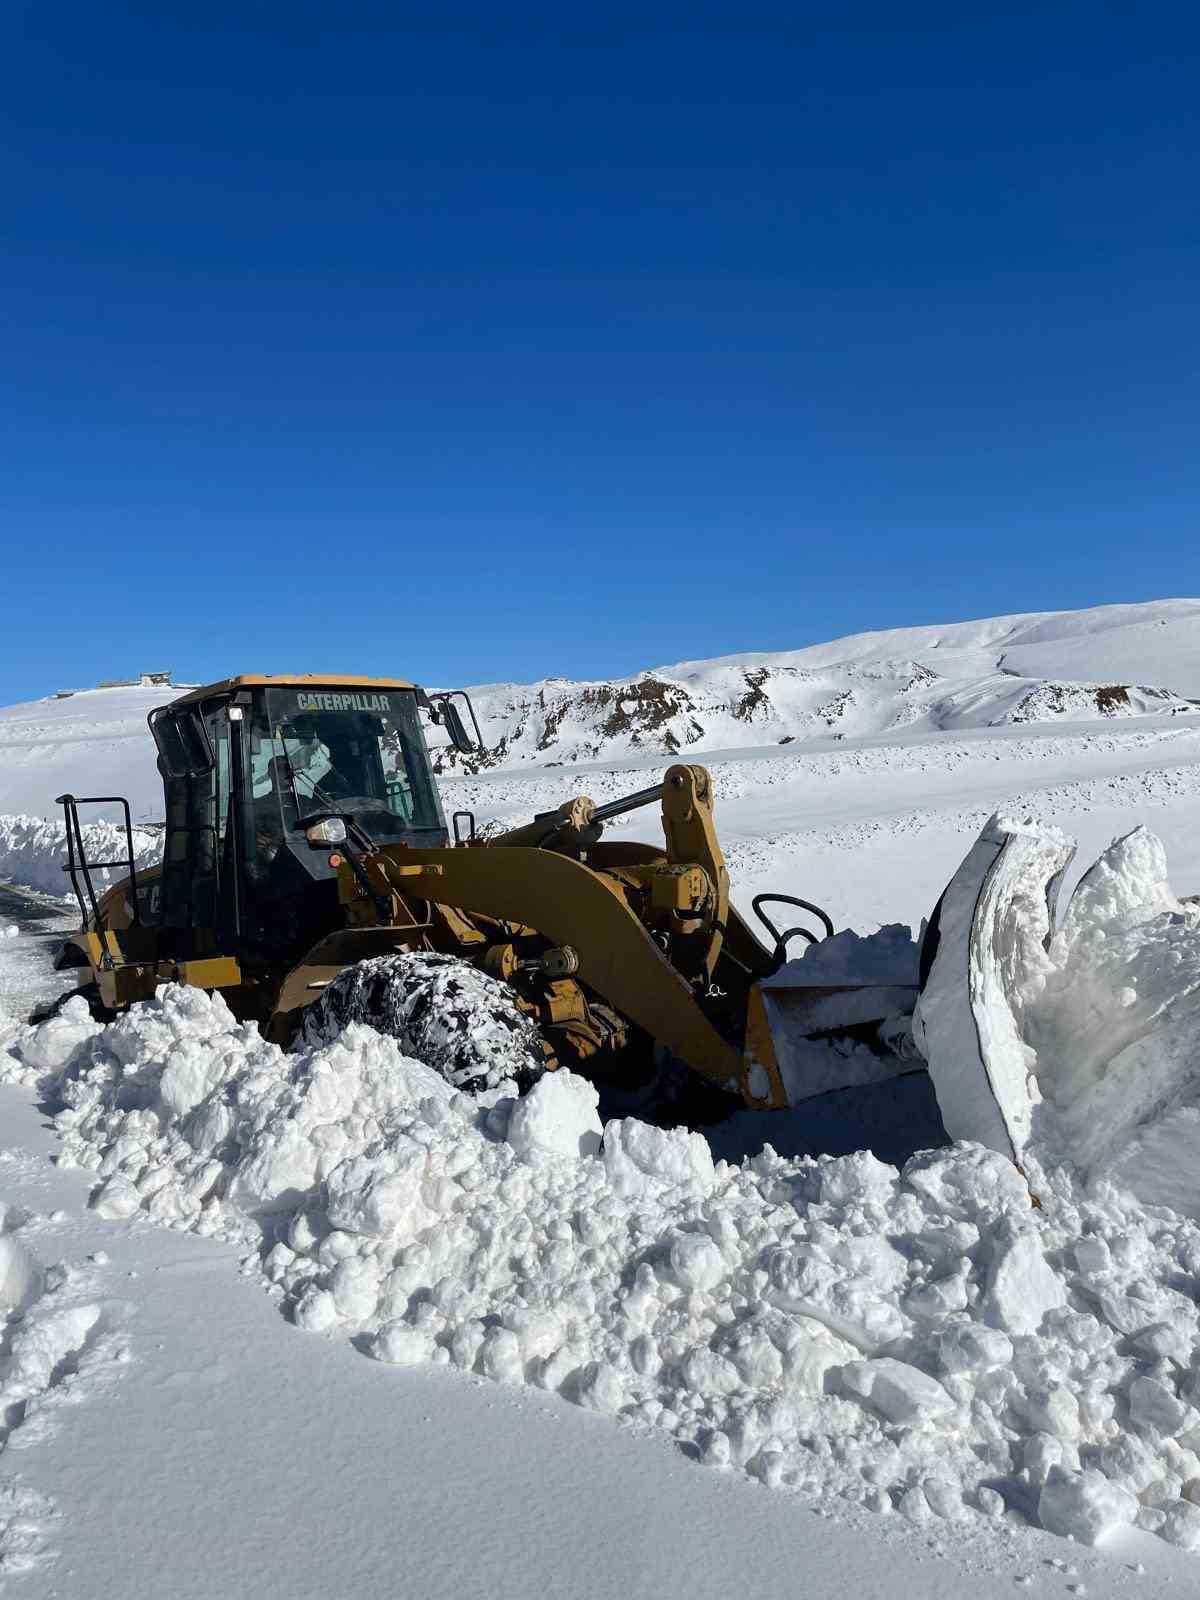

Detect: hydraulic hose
[751, 892, 834, 972]
[769, 924, 817, 962]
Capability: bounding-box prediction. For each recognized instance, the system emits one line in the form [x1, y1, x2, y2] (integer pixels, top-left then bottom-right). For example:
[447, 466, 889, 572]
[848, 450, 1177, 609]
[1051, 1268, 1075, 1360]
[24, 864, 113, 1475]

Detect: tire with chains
[299, 951, 546, 1096]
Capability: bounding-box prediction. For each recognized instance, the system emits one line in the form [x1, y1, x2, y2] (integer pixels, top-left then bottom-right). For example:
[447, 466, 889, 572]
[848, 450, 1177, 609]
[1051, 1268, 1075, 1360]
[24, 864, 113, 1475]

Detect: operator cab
[140, 674, 478, 965]
[247, 684, 446, 848]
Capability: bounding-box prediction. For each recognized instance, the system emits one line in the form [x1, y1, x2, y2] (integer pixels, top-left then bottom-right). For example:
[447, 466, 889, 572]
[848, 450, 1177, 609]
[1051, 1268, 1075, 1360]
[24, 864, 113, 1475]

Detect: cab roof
[169, 674, 417, 708]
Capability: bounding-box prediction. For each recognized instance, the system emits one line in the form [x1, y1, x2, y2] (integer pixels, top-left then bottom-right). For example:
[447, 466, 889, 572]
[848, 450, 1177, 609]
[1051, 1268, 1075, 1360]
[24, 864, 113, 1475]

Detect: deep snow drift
[9, 921, 1200, 1557]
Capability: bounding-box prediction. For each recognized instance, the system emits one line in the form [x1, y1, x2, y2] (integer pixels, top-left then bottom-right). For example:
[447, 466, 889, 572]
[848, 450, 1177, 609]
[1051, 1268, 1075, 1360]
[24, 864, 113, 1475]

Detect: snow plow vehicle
[52, 673, 925, 1110]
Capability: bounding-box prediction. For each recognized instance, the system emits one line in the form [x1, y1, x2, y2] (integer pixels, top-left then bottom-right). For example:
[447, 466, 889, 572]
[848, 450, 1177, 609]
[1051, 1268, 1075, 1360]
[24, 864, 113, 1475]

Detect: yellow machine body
[57, 674, 885, 1112]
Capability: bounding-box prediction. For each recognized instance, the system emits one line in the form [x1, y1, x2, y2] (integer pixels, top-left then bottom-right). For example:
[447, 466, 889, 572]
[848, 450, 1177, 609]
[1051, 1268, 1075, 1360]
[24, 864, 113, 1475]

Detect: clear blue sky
[3, 2, 1198, 704]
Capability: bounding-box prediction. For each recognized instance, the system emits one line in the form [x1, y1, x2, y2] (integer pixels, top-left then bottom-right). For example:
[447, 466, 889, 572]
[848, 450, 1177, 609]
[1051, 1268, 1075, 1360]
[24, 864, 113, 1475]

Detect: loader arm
[490, 764, 734, 987]
[658, 764, 731, 985]
[363, 842, 780, 1105]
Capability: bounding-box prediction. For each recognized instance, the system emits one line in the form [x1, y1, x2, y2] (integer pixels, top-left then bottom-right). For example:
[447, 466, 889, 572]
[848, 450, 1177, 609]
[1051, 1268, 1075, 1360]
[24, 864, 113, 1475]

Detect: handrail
[55, 794, 142, 933]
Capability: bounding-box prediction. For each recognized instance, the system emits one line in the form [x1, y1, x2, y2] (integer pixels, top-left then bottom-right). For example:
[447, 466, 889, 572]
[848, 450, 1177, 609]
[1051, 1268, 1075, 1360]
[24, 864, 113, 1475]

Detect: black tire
[298, 951, 546, 1096]
[27, 983, 114, 1027]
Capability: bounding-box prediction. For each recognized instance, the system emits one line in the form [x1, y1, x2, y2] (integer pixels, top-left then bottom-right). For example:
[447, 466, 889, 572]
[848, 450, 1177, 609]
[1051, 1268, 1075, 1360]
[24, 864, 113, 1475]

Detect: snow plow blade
[913, 814, 1075, 1164]
[747, 815, 1083, 1130]
[914, 812, 1200, 1213]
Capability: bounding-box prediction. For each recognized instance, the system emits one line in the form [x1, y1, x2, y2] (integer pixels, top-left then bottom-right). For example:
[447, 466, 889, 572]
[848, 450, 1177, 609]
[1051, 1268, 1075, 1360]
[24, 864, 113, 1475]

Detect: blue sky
[2, 2, 1198, 704]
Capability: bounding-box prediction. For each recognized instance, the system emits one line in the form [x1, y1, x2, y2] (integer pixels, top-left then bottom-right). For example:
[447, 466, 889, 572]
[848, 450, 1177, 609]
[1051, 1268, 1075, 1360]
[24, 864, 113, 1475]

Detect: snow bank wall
[0, 814, 162, 899]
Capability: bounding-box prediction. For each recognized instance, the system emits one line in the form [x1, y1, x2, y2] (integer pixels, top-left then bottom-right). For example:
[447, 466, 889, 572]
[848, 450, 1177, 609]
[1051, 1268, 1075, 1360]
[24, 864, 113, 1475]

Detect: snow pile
[0, 813, 161, 900]
[507, 1070, 603, 1162]
[0, 1200, 127, 1579]
[766, 924, 920, 989]
[13, 991, 1200, 1551]
[762, 925, 922, 1104]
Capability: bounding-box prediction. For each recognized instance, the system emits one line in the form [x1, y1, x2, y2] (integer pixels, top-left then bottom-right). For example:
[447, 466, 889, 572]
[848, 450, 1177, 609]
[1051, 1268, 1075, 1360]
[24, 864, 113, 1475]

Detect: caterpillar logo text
[296, 692, 392, 713]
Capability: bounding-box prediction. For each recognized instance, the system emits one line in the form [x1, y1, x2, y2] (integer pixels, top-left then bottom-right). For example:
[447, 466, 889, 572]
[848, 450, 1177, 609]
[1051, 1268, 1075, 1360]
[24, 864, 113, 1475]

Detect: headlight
[305, 817, 348, 846]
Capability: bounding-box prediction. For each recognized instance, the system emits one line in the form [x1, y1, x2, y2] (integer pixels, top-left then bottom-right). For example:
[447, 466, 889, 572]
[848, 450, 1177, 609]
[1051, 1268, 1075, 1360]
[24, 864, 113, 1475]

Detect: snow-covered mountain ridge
[3, 600, 1200, 818]
[443, 598, 1200, 770]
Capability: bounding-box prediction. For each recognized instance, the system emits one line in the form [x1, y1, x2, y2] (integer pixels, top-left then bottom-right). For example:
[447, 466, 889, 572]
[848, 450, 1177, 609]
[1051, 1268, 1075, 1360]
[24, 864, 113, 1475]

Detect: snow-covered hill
[0, 682, 180, 822]
[448, 599, 1200, 771]
[2, 601, 1200, 821]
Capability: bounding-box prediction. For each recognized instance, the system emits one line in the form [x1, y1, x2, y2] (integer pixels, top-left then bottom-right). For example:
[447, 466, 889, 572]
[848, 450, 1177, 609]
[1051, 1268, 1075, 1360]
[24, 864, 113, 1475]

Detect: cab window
[251, 687, 444, 838]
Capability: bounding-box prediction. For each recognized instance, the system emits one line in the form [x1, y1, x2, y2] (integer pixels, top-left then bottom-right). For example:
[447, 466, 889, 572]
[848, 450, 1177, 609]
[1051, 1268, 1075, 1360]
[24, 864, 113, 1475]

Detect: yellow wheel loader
[53, 674, 922, 1110]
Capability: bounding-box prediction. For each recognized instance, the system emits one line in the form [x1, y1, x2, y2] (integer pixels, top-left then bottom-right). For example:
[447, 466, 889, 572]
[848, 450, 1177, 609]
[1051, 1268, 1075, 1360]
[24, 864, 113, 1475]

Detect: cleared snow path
[0, 891, 75, 1029]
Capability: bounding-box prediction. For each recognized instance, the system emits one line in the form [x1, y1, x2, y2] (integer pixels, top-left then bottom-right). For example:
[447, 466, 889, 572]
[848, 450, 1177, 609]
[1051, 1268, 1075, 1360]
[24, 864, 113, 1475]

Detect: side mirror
[149, 705, 215, 779]
[442, 700, 475, 754]
[425, 690, 482, 755]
